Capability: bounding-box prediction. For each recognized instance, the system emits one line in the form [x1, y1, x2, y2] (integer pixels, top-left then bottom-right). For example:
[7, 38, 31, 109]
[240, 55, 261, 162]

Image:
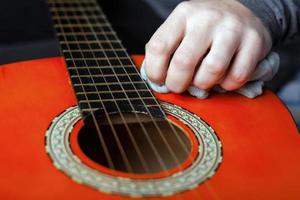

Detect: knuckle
[175, 1, 191, 14]
[247, 28, 263, 44]
[148, 74, 165, 84]
[203, 59, 226, 75]
[220, 17, 243, 35]
[231, 72, 249, 84]
[146, 69, 165, 84]
[201, 8, 223, 21]
[226, 15, 242, 27]
[172, 52, 194, 70]
[146, 38, 166, 55]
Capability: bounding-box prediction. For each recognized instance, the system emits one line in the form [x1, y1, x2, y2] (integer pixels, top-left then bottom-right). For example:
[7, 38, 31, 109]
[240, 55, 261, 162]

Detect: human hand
[144, 0, 272, 93]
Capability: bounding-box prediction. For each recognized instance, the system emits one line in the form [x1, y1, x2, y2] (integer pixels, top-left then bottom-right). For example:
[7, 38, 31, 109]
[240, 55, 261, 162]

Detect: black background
[0, 0, 162, 65]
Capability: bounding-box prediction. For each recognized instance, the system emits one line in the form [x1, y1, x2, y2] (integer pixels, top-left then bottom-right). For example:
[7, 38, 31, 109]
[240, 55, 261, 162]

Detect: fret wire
[56, 0, 188, 183]
[48, 1, 96, 6]
[60, 40, 122, 44]
[80, 106, 165, 112]
[79, 97, 156, 102]
[86, 1, 182, 123]
[52, 0, 158, 108]
[50, 7, 98, 11]
[65, 57, 130, 60]
[83, 10, 157, 93]
[80, 106, 160, 112]
[71, 73, 140, 77]
[87, 5, 162, 107]
[64, 50, 127, 54]
[84, 2, 178, 175]
[50, 0, 119, 170]
[62, 47, 127, 51]
[63, 49, 125, 53]
[76, 89, 150, 94]
[78, 0, 170, 173]
[73, 0, 147, 172]
[88, 3, 168, 93]
[89, 0, 186, 171]
[67, 65, 134, 69]
[48, 0, 96, 2]
[73, 81, 145, 86]
[56, 9, 141, 95]
[52, 15, 106, 20]
[57, 31, 116, 35]
[81, 108, 98, 112]
[54, 24, 110, 28]
[55, 10, 152, 111]
[90, 3, 193, 173]
[76, 8, 164, 113]
[50, 1, 195, 195]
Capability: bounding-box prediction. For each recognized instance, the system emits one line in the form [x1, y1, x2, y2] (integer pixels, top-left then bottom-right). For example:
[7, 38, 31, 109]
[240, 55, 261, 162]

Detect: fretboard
[47, 0, 164, 118]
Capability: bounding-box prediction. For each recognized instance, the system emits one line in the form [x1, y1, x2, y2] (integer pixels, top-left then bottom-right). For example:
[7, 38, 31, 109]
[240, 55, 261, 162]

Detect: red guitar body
[0, 55, 299, 199]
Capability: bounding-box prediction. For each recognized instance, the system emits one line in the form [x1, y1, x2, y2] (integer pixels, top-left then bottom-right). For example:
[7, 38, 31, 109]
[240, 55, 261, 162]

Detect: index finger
[144, 11, 186, 84]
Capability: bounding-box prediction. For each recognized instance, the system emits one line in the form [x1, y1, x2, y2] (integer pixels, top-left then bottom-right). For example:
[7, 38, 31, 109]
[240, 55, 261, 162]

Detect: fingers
[144, 11, 185, 84]
[144, 0, 273, 95]
[193, 28, 240, 90]
[165, 26, 212, 93]
[220, 31, 264, 90]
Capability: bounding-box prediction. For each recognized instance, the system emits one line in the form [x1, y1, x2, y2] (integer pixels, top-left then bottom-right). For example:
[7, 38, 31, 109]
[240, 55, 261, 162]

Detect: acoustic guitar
[0, 0, 299, 199]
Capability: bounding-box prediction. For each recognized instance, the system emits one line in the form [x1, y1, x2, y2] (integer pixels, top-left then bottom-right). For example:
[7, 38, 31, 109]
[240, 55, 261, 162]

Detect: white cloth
[140, 52, 280, 98]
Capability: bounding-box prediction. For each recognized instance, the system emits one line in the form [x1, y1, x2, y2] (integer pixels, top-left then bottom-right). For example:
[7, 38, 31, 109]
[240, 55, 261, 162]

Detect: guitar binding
[45, 101, 222, 197]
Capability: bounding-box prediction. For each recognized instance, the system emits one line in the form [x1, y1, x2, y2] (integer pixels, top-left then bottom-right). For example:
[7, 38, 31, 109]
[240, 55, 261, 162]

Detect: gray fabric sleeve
[239, 0, 300, 45]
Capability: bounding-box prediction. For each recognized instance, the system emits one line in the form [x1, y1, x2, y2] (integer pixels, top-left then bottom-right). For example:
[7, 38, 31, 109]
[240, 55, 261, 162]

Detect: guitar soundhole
[78, 112, 192, 174]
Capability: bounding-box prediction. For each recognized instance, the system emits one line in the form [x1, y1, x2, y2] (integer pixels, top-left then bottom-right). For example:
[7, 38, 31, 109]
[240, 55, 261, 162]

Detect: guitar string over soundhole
[78, 112, 192, 174]
[46, 104, 222, 196]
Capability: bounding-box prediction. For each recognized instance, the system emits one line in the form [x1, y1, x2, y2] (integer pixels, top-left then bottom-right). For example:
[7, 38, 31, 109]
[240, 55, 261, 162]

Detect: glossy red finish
[0, 56, 299, 200]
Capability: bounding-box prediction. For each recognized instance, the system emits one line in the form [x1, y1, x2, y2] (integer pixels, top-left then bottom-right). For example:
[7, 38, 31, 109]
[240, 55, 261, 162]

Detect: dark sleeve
[239, 0, 300, 45]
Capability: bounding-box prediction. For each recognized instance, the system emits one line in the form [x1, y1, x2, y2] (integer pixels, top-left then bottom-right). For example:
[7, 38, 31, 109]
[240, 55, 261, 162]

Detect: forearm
[239, 0, 300, 45]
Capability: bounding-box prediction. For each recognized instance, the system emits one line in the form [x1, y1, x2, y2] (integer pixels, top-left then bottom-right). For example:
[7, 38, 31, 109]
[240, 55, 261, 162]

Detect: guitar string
[50, 0, 203, 199]
[53, 0, 138, 173]
[62, 0, 183, 178]
[71, 0, 154, 174]
[91, 0, 184, 162]
[77, 3, 197, 200]
[50, 0, 157, 178]
[87, 2, 208, 199]
[66, 0, 186, 195]
[71, 2, 174, 198]
[54, 0, 176, 197]
[87, 1, 193, 159]
[51, 1, 206, 200]
[49, 1, 118, 170]
[73, 0, 174, 174]
[83, 2, 199, 200]
[50, 0, 122, 171]
[87, 0, 196, 170]
[74, 0, 192, 178]
[82, 0, 187, 168]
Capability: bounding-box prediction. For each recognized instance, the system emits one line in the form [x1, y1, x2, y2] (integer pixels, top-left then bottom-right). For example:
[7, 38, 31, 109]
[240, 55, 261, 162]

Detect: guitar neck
[47, 0, 164, 118]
